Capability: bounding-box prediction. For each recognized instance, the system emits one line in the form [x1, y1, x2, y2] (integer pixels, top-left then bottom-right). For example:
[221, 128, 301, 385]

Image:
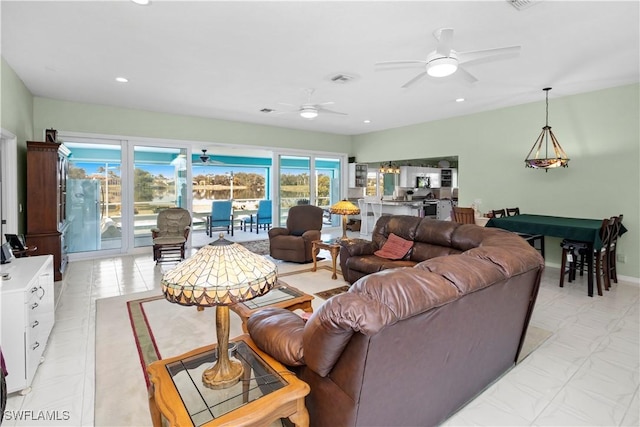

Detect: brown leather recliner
[268, 205, 323, 263]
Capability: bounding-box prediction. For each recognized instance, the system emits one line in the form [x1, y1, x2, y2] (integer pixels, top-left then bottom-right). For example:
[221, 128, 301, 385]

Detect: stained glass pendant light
[524, 87, 570, 171]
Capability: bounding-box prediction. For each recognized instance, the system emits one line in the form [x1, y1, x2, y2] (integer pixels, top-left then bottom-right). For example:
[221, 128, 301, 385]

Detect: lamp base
[341, 215, 349, 241]
[202, 357, 243, 390]
[203, 305, 243, 389]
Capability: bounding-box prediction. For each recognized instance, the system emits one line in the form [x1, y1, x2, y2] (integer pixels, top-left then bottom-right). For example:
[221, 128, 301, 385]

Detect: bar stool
[357, 199, 368, 235]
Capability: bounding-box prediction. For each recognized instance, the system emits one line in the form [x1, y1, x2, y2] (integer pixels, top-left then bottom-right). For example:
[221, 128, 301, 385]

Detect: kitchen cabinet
[348, 163, 367, 188]
[25, 141, 70, 281]
[1, 255, 55, 394]
[440, 168, 458, 188]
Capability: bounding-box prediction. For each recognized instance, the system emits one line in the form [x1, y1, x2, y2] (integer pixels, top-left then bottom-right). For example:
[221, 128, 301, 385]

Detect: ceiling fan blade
[375, 60, 427, 67]
[318, 106, 347, 116]
[317, 101, 335, 107]
[435, 28, 454, 57]
[401, 71, 429, 88]
[457, 46, 521, 64]
[456, 66, 478, 84]
[277, 102, 296, 107]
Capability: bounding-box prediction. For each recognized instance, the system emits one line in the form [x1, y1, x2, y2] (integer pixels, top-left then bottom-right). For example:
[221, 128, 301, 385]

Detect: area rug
[238, 239, 270, 255]
[315, 285, 350, 299]
[94, 263, 340, 426]
[236, 239, 324, 261]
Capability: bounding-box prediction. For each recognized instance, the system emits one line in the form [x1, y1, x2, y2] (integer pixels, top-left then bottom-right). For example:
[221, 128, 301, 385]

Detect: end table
[147, 334, 309, 426]
[311, 239, 341, 280]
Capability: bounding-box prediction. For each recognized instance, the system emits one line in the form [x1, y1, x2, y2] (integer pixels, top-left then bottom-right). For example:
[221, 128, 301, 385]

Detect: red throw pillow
[374, 233, 413, 260]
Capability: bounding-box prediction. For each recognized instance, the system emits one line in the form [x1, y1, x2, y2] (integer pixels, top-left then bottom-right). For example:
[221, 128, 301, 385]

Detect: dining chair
[501, 207, 545, 257]
[253, 199, 272, 234]
[560, 218, 613, 296]
[452, 207, 475, 224]
[207, 200, 234, 237]
[491, 209, 506, 218]
[607, 214, 623, 285]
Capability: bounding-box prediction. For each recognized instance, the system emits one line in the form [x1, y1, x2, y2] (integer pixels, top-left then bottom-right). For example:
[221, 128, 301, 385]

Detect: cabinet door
[1, 291, 28, 393]
[348, 163, 367, 188]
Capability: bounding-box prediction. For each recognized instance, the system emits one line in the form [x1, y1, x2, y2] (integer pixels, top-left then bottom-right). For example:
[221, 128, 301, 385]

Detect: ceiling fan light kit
[300, 107, 319, 119]
[524, 88, 570, 171]
[200, 149, 210, 163]
[426, 54, 458, 77]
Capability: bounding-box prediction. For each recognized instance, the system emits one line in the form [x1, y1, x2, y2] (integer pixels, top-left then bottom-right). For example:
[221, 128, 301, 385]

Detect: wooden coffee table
[147, 334, 310, 427]
[231, 281, 313, 332]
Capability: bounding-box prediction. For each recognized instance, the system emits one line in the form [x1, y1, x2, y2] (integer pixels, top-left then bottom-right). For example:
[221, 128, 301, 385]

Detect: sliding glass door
[315, 157, 341, 227]
[65, 141, 123, 253]
[277, 154, 342, 228]
[278, 155, 311, 225]
[133, 146, 188, 248]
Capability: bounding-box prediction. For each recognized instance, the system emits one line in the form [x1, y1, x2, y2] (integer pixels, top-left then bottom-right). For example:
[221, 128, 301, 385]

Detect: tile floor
[3, 228, 639, 426]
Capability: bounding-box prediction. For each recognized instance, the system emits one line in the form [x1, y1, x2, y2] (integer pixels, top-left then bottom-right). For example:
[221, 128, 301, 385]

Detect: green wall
[3, 55, 638, 279]
[33, 97, 351, 152]
[0, 57, 34, 232]
[352, 84, 640, 279]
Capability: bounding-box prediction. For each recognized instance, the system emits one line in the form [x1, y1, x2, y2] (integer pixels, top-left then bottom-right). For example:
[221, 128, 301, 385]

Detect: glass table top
[240, 284, 301, 310]
[165, 340, 287, 426]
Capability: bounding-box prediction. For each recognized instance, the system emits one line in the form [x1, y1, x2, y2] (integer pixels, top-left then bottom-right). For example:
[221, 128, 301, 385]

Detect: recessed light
[363, 120, 371, 124]
[455, 98, 465, 103]
[131, 0, 150, 5]
[115, 77, 129, 83]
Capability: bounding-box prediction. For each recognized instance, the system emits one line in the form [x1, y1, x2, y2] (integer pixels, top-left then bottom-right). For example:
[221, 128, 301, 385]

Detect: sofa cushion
[374, 233, 413, 260]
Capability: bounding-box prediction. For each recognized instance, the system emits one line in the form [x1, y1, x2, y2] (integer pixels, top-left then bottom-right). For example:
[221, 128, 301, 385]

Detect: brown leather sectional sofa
[340, 215, 492, 284]
[248, 215, 545, 426]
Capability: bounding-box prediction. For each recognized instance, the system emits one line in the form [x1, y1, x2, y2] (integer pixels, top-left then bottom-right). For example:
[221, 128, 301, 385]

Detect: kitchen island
[381, 199, 452, 220]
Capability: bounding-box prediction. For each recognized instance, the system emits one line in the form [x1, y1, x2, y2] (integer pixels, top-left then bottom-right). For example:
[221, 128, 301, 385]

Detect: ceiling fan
[376, 28, 521, 88]
[198, 149, 223, 165]
[277, 89, 347, 119]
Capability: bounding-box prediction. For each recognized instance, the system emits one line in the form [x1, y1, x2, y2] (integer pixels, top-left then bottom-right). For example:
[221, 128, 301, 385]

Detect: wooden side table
[230, 281, 313, 332]
[147, 334, 310, 427]
[311, 240, 341, 280]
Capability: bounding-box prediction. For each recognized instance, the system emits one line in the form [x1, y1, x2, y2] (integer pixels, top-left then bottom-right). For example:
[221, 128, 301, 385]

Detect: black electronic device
[5, 234, 26, 251]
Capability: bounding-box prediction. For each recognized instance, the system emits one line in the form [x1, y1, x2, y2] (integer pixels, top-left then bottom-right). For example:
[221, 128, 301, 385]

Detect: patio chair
[253, 200, 273, 234]
[206, 200, 234, 237]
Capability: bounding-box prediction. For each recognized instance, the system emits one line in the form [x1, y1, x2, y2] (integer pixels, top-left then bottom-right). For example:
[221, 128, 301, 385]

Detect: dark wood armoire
[25, 141, 70, 281]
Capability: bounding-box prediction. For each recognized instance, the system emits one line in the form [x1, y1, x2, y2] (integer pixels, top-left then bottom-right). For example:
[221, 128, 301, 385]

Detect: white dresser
[1, 255, 55, 394]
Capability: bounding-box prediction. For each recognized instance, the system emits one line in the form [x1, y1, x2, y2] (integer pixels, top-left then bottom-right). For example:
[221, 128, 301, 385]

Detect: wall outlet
[617, 253, 627, 263]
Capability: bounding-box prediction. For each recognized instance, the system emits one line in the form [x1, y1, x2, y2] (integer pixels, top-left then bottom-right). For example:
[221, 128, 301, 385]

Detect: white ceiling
[2, 1, 639, 136]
